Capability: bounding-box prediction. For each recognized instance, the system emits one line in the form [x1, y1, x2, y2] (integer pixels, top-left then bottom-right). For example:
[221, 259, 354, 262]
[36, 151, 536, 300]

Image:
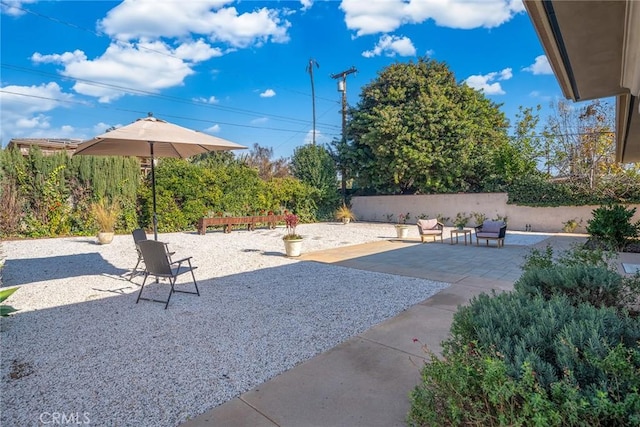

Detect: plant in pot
[282, 213, 303, 257]
[91, 198, 121, 244]
[395, 212, 410, 238]
[454, 212, 471, 230]
[335, 204, 356, 224]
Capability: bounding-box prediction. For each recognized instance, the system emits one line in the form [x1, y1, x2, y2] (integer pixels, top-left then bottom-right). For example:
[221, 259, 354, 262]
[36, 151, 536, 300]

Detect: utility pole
[331, 67, 357, 138]
[331, 66, 357, 202]
[306, 58, 320, 144]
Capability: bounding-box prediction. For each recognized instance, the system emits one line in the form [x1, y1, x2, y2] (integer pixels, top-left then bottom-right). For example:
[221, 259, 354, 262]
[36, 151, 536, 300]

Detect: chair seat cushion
[476, 232, 501, 238]
[421, 230, 442, 235]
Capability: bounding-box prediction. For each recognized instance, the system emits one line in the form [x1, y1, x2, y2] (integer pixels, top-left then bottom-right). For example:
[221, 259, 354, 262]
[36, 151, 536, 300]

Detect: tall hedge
[0, 146, 140, 237]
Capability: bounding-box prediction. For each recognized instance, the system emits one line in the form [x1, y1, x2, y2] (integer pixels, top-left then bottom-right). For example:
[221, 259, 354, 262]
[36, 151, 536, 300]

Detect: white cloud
[250, 117, 268, 125]
[303, 129, 329, 145]
[0, 82, 74, 114]
[93, 122, 116, 134]
[529, 90, 552, 102]
[0, 0, 36, 16]
[300, 0, 313, 11]
[341, 0, 524, 36]
[99, 0, 291, 48]
[362, 35, 416, 58]
[464, 68, 513, 95]
[499, 68, 513, 80]
[32, 41, 208, 103]
[260, 89, 276, 98]
[523, 55, 553, 75]
[0, 82, 77, 142]
[206, 124, 221, 133]
[174, 39, 223, 61]
[194, 96, 219, 104]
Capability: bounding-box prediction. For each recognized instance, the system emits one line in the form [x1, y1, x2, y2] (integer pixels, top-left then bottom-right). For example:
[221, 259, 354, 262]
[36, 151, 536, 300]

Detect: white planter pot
[283, 238, 303, 257]
[97, 231, 114, 244]
[395, 225, 409, 239]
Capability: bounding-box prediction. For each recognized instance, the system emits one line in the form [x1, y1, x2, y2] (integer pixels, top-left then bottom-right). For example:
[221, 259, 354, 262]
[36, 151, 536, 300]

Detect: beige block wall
[351, 193, 640, 233]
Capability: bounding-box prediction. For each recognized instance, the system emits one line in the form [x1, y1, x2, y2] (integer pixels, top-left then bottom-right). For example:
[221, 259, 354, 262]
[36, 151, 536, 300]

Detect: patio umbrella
[74, 116, 246, 240]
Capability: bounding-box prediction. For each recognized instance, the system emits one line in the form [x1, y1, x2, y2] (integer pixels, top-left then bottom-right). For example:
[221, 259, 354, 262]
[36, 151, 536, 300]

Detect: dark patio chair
[135, 240, 199, 309]
[474, 220, 507, 248]
[129, 229, 173, 280]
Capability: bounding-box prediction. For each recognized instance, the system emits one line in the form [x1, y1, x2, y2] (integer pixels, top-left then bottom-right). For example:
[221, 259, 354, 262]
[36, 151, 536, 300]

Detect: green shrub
[514, 264, 630, 311]
[587, 204, 640, 251]
[523, 243, 617, 273]
[408, 344, 566, 427]
[409, 292, 640, 426]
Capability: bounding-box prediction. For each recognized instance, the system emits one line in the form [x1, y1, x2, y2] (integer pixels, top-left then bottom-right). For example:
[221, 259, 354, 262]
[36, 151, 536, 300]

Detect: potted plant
[395, 212, 410, 238]
[91, 198, 121, 244]
[335, 204, 356, 224]
[563, 218, 581, 233]
[282, 213, 303, 257]
[454, 212, 471, 230]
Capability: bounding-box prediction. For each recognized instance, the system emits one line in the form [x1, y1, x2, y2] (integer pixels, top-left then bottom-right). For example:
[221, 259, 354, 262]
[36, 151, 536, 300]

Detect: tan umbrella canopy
[74, 115, 246, 239]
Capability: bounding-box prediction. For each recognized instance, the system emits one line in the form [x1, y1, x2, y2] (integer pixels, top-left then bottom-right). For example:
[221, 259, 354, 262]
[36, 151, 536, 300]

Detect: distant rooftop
[7, 138, 82, 155]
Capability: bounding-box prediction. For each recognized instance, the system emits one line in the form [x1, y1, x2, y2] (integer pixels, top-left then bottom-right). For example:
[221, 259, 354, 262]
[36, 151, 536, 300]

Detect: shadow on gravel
[2, 253, 128, 286]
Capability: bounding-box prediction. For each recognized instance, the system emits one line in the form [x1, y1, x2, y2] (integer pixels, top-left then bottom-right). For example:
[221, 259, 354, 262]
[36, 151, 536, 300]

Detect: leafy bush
[507, 176, 640, 207]
[522, 243, 616, 273]
[514, 264, 632, 311]
[409, 292, 640, 426]
[587, 204, 640, 251]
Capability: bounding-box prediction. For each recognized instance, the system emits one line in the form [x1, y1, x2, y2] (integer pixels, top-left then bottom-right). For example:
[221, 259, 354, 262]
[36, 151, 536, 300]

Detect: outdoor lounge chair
[130, 229, 173, 280]
[135, 240, 199, 309]
[474, 220, 507, 248]
[417, 219, 444, 243]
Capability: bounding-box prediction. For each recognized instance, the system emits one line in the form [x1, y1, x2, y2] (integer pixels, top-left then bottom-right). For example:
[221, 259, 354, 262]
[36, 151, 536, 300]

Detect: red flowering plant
[283, 213, 303, 240]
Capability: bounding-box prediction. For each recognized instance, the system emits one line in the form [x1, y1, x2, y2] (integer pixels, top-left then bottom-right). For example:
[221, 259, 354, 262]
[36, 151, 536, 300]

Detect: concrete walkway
[183, 233, 593, 427]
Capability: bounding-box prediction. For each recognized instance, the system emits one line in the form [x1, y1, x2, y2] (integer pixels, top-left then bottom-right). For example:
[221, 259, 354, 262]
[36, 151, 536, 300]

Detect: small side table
[450, 228, 472, 245]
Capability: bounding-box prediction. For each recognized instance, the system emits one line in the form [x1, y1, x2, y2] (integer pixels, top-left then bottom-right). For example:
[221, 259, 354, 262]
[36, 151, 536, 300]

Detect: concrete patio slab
[182, 232, 592, 427]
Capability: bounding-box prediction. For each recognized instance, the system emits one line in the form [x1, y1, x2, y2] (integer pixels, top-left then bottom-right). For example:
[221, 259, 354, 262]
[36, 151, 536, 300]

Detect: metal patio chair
[129, 229, 173, 280]
[135, 240, 199, 309]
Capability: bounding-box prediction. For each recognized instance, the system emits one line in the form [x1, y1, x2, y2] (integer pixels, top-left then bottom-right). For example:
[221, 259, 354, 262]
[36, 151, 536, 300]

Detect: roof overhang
[524, 0, 640, 163]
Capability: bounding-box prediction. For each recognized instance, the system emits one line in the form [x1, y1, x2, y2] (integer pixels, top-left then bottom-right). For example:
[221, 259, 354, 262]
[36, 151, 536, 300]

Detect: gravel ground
[0, 222, 449, 426]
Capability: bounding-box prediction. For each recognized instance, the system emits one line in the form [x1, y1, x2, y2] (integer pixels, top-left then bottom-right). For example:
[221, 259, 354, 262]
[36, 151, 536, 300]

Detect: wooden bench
[197, 215, 286, 235]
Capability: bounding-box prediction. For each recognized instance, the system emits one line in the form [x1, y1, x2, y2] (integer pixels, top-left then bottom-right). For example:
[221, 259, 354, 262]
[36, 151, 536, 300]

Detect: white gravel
[0, 222, 449, 426]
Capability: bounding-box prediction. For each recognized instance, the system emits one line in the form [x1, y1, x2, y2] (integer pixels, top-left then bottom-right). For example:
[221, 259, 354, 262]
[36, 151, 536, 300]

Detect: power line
[0, 90, 341, 137]
[1, 63, 342, 131]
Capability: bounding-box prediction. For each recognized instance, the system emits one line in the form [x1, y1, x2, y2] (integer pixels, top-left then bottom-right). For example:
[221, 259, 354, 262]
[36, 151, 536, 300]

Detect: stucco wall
[351, 193, 640, 233]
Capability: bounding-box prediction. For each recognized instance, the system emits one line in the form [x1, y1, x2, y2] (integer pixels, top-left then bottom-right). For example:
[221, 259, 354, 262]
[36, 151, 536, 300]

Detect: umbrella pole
[150, 142, 158, 241]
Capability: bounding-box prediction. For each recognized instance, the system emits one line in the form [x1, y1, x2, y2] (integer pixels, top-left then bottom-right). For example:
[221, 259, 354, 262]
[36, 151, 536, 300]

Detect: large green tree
[345, 57, 512, 194]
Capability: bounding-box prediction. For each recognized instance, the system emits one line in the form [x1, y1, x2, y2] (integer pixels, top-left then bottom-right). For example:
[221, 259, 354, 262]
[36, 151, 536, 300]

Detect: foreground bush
[408, 292, 640, 426]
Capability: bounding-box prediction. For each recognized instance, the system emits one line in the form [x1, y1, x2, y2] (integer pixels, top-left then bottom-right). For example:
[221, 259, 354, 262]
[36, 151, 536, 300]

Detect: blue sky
[1, 0, 562, 159]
